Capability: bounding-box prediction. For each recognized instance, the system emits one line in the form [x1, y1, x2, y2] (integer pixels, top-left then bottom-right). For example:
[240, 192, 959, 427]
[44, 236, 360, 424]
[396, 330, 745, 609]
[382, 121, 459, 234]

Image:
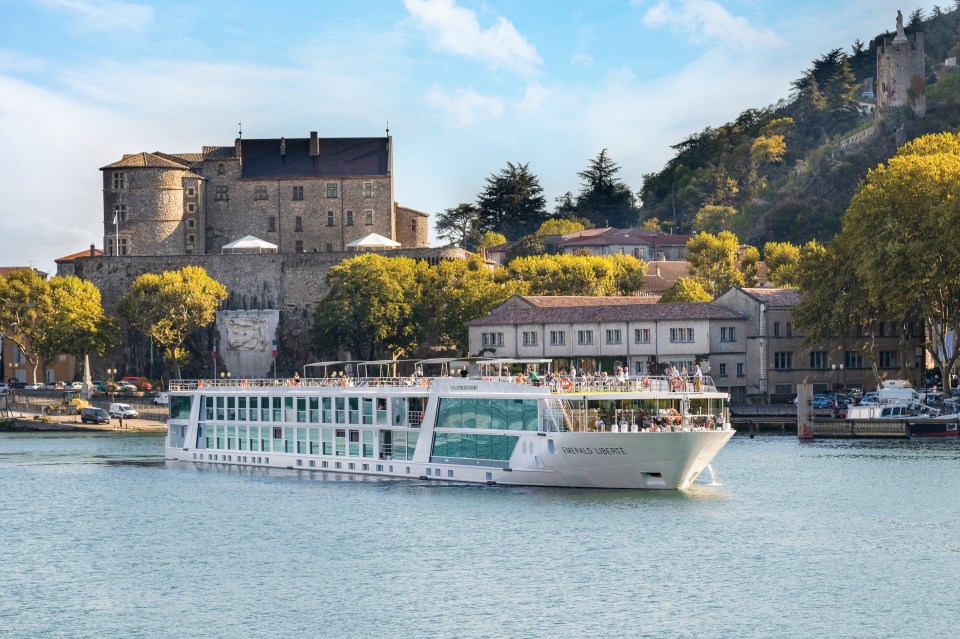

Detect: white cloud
[515, 82, 550, 113]
[34, 0, 154, 33]
[570, 52, 593, 67]
[425, 85, 504, 126]
[640, 0, 782, 51]
[404, 0, 541, 74]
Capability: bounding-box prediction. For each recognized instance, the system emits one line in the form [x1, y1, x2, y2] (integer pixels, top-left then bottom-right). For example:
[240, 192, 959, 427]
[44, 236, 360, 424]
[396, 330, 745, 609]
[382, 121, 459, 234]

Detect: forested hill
[639, 6, 960, 247]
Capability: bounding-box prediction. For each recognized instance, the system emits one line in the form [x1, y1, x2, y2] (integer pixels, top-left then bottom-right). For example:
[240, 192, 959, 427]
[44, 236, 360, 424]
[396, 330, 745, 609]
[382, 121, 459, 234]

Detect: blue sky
[0, 0, 939, 273]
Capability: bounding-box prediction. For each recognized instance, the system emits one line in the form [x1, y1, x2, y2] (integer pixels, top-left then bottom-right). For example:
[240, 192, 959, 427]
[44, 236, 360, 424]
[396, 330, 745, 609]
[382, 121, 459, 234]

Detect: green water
[1, 432, 956, 638]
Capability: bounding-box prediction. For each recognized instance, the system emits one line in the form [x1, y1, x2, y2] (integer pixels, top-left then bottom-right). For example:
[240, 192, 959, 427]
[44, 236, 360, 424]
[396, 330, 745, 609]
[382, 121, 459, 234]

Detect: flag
[113, 212, 118, 225]
[271, 339, 278, 359]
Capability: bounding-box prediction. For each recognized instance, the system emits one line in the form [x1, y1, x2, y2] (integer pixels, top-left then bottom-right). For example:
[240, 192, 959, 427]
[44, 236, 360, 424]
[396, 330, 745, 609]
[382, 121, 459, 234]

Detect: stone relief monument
[215, 309, 280, 378]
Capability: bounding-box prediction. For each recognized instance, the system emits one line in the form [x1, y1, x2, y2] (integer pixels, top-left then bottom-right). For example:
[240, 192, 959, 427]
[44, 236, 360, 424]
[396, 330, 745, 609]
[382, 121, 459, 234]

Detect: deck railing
[169, 374, 718, 394]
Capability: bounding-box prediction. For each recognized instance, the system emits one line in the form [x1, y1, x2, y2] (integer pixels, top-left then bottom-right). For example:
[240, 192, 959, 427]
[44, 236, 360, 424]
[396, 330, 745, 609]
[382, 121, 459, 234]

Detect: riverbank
[0, 413, 166, 433]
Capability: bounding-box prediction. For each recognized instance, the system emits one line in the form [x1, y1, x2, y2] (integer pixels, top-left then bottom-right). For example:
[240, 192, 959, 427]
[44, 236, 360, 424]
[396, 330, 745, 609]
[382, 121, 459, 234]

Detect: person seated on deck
[293, 371, 301, 385]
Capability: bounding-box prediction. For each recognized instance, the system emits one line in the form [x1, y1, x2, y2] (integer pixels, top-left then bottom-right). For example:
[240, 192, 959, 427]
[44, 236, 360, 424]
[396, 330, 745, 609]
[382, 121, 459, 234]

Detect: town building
[99, 132, 428, 257]
[557, 227, 690, 261]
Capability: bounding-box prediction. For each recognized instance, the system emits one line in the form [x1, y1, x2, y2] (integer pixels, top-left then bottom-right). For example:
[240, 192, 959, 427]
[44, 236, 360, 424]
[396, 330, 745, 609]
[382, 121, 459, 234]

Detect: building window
[634, 328, 650, 344]
[217, 163, 225, 175]
[718, 363, 727, 376]
[326, 243, 333, 252]
[112, 204, 127, 223]
[522, 331, 538, 347]
[363, 182, 373, 198]
[577, 330, 594, 345]
[720, 327, 736, 342]
[326, 211, 334, 226]
[187, 234, 195, 244]
[809, 351, 827, 369]
[326, 183, 338, 198]
[786, 322, 793, 337]
[411, 219, 418, 233]
[187, 187, 195, 197]
[295, 216, 303, 232]
[550, 331, 565, 346]
[737, 363, 745, 377]
[214, 186, 229, 202]
[774, 352, 793, 370]
[879, 351, 897, 369]
[109, 237, 128, 256]
[482, 332, 504, 347]
[346, 211, 354, 226]
[254, 186, 268, 200]
[365, 210, 374, 226]
[187, 203, 195, 213]
[187, 219, 195, 228]
[605, 329, 622, 345]
[773, 321, 781, 337]
[292, 186, 304, 201]
[295, 240, 304, 253]
[845, 351, 864, 369]
[267, 216, 277, 232]
[669, 328, 694, 343]
[112, 171, 126, 189]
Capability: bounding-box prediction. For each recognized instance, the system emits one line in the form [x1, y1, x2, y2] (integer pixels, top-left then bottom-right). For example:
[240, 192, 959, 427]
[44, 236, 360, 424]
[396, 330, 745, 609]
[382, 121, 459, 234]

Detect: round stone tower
[877, 10, 925, 117]
[100, 153, 196, 256]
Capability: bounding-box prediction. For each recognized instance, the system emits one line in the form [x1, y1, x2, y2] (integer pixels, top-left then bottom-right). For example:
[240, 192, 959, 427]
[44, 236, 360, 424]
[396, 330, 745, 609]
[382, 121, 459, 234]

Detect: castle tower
[877, 10, 925, 117]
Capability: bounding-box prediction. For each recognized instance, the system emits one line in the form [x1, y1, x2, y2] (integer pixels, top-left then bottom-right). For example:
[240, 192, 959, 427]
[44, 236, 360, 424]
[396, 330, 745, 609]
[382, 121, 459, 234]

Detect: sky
[0, 0, 941, 274]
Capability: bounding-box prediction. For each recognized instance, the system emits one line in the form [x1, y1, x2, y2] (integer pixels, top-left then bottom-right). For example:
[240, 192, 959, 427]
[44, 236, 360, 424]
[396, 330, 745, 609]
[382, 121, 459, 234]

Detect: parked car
[114, 382, 138, 393]
[859, 396, 880, 406]
[80, 407, 111, 424]
[64, 381, 84, 391]
[0, 383, 10, 395]
[44, 381, 65, 390]
[23, 382, 43, 390]
[812, 395, 833, 409]
[91, 380, 107, 392]
[109, 403, 139, 419]
[153, 392, 169, 406]
[120, 376, 153, 391]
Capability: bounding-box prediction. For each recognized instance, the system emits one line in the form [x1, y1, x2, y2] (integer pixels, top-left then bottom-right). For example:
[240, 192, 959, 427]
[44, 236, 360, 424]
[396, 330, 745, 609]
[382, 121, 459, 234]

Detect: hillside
[638, 7, 960, 247]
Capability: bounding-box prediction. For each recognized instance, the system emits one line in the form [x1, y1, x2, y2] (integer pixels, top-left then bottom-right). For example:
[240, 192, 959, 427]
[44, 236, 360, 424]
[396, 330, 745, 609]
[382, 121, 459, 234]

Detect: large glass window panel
[348, 430, 360, 456]
[272, 397, 282, 422]
[285, 428, 294, 453]
[249, 426, 260, 451]
[227, 397, 236, 421]
[322, 397, 332, 423]
[376, 398, 387, 425]
[432, 432, 448, 458]
[391, 431, 406, 460]
[362, 398, 373, 425]
[204, 425, 214, 449]
[170, 396, 193, 420]
[238, 426, 247, 450]
[216, 396, 225, 421]
[260, 428, 269, 452]
[476, 434, 493, 460]
[261, 398, 270, 422]
[297, 428, 307, 454]
[272, 427, 283, 452]
[491, 399, 508, 431]
[460, 398, 477, 429]
[362, 430, 374, 457]
[475, 399, 492, 430]
[348, 397, 359, 424]
[309, 397, 319, 423]
[216, 425, 225, 449]
[309, 428, 319, 454]
[204, 396, 214, 421]
[335, 397, 345, 424]
[507, 400, 524, 430]
[335, 429, 346, 456]
[391, 398, 406, 425]
[227, 425, 236, 449]
[406, 432, 419, 460]
[297, 397, 307, 423]
[437, 398, 452, 428]
[322, 428, 333, 455]
[238, 397, 247, 421]
[249, 397, 258, 421]
[523, 400, 539, 431]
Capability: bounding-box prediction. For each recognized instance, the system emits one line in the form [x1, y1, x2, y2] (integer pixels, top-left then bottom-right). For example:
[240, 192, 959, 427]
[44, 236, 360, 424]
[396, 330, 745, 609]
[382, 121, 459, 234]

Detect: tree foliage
[658, 277, 712, 303]
[763, 241, 802, 287]
[435, 203, 481, 249]
[477, 230, 507, 249]
[476, 162, 548, 239]
[0, 269, 53, 381]
[313, 255, 427, 361]
[692, 205, 736, 234]
[117, 266, 227, 379]
[35, 276, 113, 368]
[498, 254, 646, 296]
[573, 149, 638, 228]
[685, 231, 745, 298]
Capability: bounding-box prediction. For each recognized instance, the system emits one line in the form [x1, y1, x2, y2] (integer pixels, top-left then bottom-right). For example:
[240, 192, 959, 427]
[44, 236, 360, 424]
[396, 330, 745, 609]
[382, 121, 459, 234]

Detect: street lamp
[220, 371, 231, 384]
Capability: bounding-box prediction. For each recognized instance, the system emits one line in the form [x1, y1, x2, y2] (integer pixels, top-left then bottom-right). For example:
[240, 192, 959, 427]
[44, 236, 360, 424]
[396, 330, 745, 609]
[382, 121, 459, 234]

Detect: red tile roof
[517, 295, 659, 307]
[55, 248, 104, 263]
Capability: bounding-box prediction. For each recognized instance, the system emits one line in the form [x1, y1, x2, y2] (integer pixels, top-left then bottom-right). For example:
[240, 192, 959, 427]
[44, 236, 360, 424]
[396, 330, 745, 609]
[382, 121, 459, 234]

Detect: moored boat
[164, 362, 734, 489]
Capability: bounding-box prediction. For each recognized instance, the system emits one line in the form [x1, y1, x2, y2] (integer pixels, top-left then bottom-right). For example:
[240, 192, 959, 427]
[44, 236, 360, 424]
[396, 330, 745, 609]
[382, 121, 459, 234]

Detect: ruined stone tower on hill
[877, 10, 926, 118]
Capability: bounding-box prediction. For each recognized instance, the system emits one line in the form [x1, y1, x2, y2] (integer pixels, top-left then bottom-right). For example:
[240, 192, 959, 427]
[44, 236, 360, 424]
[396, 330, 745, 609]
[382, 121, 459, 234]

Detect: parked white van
[877, 380, 924, 404]
[109, 403, 139, 419]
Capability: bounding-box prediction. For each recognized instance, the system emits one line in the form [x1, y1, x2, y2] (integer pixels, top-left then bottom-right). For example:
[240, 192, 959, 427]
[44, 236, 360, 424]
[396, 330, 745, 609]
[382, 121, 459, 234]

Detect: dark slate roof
[739, 287, 801, 307]
[468, 302, 746, 326]
[240, 137, 389, 179]
[518, 295, 659, 308]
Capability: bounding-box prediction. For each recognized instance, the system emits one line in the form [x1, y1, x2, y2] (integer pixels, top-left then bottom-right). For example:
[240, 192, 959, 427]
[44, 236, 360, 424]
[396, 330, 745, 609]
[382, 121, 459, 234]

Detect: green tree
[763, 241, 802, 287]
[33, 276, 113, 379]
[739, 245, 761, 287]
[692, 205, 736, 234]
[537, 218, 587, 236]
[476, 162, 548, 239]
[0, 268, 52, 382]
[435, 203, 481, 248]
[477, 230, 507, 249]
[425, 258, 516, 353]
[575, 149, 638, 228]
[658, 277, 712, 303]
[685, 231, 744, 298]
[313, 255, 426, 361]
[117, 266, 228, 379]
[500, 254, 646, 296]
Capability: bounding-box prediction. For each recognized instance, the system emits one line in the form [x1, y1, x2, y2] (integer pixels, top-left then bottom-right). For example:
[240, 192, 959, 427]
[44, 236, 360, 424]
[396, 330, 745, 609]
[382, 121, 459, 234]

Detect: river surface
[1, 431, 957, 639]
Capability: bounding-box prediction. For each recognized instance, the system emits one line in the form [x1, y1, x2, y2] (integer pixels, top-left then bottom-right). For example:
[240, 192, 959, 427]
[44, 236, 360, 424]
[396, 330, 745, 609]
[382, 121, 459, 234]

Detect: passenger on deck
[595, 416, 605, 432]
[692, 364, 702, 392]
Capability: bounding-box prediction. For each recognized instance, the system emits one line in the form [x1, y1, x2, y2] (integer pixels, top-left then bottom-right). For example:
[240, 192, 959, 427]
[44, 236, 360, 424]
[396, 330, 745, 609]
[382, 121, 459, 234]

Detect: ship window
[238, 426, 247, 450]
[261, 398, 270, 422]
[309, 428, 319, 454]
[227, 426, 236, 449]
[437, 398, 539, 431]
[322, 461, 328, 468]
[335, 462, 342, 469]
[322, 397, 332, 423]
[216, 425, 225, 449]
[285, 428, 294, 453]
[272, 427, 283, 452]
[376, 464, 383, 472]
[448, 470, 454, 478]
[376, 398, 388, 425]
[272, 397, 282, 422]
[249, 426, 260, 451]
[172, 395, 193, 420]
[335, 429, 346, 456]
[227, 397, 236, 421]
[309, 460, 315, 467]
[362, 463, 369, 471]
[309, 397, 319, 422]
[296, 459, 303, 467]
[322, 428, 333, 455]
[335, 397, 346, 424]
[297, 428, 307, 453]
[297, 397, 307, 422]
[238, 397, 247, 421]
[348, 397, 359, 424]
[216, 396, 225, 421]
[248, 397, 258, 421]
[363, 430, 374, 457]
[349, 430, 360, 456]
[362, 398, 374, 425]
[204, 396, 214, 421]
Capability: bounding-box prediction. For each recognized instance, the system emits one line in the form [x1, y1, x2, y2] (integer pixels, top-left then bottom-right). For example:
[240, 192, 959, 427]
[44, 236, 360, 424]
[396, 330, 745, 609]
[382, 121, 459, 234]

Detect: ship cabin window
[273, 397, 282, 422]
[227, 426, 236, 449]
[335, 429, 346, 456]
[309, 428, 320, 454]
[297, 397, 307, 422]
[249, 426, 260, 451]
[349, 430, 360, 456]
[227, 397, 236, 421]
[237, 397, 246, 421]
[216, 425, 225, 449]
[170, 395, 192, 420]
[436, 398, 539, 431]
[348, 397, 359, 424]
[297, 428, 307, 454]
[322, 397, 333, 423]
[248, 397, 258, 421]
[363, 430, 374, 457]
[284, 428, 294, 453]
[310, 397, 319, 422]
[284, 396, 295, 421]
[273, 427, 283, 452]
[323, 429, 333, 455]
[335, 397, 346, 424]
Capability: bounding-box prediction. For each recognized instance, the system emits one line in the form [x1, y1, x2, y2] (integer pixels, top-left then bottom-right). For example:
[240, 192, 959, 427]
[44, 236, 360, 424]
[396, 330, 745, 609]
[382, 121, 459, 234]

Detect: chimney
[234, 137, 242, 157]
[90, 244, 95, 257]
[280, 137, 286, 156]
[310, 131, 319, 156]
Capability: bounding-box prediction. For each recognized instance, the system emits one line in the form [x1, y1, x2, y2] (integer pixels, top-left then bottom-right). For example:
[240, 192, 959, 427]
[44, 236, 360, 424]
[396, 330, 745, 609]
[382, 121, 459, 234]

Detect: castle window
[113, 204, 127, 223]
[326, 211, 334, 226]
[326, 243, 333, 252]
[268, 216, 277, 233]
[187, 219, 195, 228]
[217, 163, 225, 175]
[254, 186, 268, 200]
[109, 237, 128, 256]
[346, 211, 354, 226]
[187, 187, 195, 197]
[112, 172, 126, 189]
[292, 186, 304, 201]
[214, 186, 229, 202]
[187, 234, 195, 244]
[326, 183, 338, 198]
[363, 182, 373, 198]
[295, 216, 303, 232]
[411, 219, 417, 233]
[187, 203, 196, 213]
[295, 240, 304, 253]
[365, 210, 374, 226]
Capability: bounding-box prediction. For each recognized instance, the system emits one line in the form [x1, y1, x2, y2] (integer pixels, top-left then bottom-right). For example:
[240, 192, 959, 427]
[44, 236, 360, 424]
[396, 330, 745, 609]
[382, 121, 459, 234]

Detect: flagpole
[115, 212, 120, 256]
[212, 338, 217, 378]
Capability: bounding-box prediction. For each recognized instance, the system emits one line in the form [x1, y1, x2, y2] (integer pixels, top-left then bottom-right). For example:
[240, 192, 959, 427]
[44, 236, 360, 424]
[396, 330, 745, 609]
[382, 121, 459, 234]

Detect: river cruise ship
[164, 362, 734, 489]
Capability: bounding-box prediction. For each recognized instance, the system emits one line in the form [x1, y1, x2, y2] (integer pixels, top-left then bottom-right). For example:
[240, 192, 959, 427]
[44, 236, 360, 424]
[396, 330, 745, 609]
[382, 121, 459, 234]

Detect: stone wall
[877, 33, 926, 117]
[102, 167, 191, 256]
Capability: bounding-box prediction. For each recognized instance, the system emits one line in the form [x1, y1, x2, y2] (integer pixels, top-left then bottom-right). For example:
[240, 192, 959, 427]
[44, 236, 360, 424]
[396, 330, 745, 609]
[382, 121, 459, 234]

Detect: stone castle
[60, 132, 469, 379]
[877, 10, 926, 117]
